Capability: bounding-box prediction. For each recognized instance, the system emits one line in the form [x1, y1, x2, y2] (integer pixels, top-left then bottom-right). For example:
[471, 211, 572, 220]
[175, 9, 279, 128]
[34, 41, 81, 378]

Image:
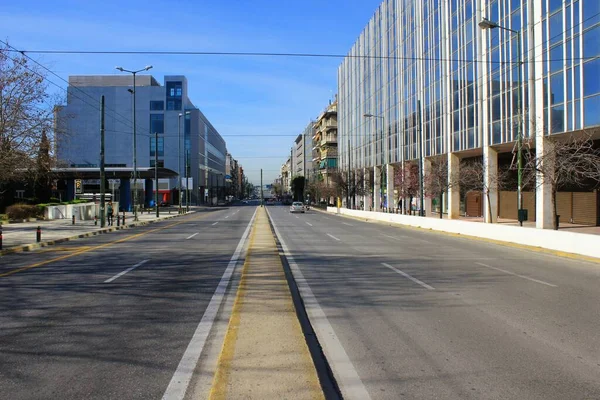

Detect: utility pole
[155, 131, 159, 217]
[100, 96, 106, 228]
[178, 113, 182, 214]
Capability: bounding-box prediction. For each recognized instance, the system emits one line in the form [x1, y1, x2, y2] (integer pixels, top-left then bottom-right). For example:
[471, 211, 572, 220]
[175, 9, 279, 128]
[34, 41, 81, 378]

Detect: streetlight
[479, 17, 524, 226]
[116, 65, 153, 221]
[178, 111, 190, 214]
[364, 113, 386, 211]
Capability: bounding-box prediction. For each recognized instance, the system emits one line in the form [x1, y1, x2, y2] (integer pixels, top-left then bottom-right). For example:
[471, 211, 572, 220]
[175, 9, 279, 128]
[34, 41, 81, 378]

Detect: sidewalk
[0, 207, 198, 255]
[458, 215, 600, 235]
[209, 207, 323, 400]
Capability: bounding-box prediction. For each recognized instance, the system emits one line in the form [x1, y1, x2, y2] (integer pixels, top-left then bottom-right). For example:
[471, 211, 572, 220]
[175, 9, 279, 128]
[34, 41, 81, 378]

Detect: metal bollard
[117, 215, 120, 227]
[122, 212, 126, 224]
[36, 226, 41, 243]
[94, 215, 98, 226]
[72, 215, 75, 225]
[0, 224, 3, 250]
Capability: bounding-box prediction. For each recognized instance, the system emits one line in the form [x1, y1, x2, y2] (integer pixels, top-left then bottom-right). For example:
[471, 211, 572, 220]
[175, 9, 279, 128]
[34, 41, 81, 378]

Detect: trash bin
[518, 209, 528, 223]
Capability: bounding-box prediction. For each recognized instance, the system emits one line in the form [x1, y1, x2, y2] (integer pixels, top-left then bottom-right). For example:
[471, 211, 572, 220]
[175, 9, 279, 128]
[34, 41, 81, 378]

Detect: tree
[272, 182, 283, 198]
[460, 158, 511, 223]
[524, 133, 600, 229]
[34, 129, 53, 202]
[291, 176, 305, 202]
[424, 157, 459, 219]
[330, 169, 366, 206]
[0, 42, 55, 209]
[394, 162, 419, 214]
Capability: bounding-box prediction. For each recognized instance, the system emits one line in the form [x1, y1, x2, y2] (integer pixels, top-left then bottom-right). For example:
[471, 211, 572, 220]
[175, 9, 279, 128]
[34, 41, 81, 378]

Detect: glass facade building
[338, 0, 600, 227]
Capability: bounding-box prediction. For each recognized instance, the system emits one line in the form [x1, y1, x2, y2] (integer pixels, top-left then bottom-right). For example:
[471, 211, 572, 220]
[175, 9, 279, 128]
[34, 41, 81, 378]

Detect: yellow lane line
[208, 217, 257, 400]
[0, 213, 211, 278]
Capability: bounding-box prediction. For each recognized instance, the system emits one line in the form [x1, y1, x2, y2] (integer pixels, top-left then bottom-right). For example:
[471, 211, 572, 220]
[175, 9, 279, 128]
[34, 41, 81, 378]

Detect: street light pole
[178, 113, 182, 214]
[479, 17, 524, 225]
[116, 65, 153, 221]
[177, 111, 190, 214]
[155, 131, 159, 218]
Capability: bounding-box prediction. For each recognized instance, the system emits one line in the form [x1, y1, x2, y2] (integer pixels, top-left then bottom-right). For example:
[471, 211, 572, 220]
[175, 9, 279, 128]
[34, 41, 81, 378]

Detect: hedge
[6, 204, 43, 220]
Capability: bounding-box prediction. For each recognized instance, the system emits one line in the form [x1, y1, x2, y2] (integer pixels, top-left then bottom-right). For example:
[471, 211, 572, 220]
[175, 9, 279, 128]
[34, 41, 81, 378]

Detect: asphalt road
[267, 206, 600, 400]
[0, 205, 256, 400]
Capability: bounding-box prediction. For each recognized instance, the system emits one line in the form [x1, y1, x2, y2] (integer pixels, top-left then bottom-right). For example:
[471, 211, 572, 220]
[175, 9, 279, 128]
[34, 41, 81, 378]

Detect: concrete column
[66, 179, 75, 201]
[423, 159, 432, 216]
[120, 178, 131, 212]
[483, 146, 499, 223]
[386, 164, 395, 212]
[448, 153, 460, 219]
[144, 179, 153, 207]
[536, 137, 554, 228]
[374, 166, 381, 212]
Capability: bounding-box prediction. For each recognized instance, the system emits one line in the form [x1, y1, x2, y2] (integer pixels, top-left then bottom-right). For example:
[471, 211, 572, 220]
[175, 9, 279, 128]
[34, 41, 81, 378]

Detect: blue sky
[1, 0, 383, 185]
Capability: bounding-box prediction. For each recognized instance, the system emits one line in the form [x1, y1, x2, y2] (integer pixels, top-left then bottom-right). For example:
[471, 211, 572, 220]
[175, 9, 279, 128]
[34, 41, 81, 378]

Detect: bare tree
[1, 42, 56, 207]
[460, 158, 511, 223]
[424, 156, 459, 219]
[524, 132, 600, 229]
[394, 161, 419, 214]
[330, 168, 366, 206]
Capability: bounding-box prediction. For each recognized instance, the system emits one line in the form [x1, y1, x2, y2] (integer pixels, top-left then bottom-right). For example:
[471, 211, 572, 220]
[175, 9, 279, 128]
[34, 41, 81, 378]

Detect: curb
[0, 212, 188, 257]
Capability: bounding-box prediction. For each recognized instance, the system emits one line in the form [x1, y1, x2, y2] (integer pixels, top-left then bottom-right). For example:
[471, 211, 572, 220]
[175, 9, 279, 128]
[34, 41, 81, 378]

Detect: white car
[290, 202, 305, 213]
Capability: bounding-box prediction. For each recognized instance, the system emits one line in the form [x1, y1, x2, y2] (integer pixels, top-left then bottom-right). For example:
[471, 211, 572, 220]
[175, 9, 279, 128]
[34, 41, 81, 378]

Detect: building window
[15, 190, 24, 199]
[166, 81, 183, 110]
[150, 101, 164, 110]
[150, 114, 164, 134]
[150, 137, 164, 157]
[150, 160, 164, 168]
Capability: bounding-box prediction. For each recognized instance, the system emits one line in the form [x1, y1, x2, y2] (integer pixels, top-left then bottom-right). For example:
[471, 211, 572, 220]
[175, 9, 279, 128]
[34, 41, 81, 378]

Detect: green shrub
[6, 204, 43, 220]
[0, 214, 8, 221]
[49, 197, 60, 203]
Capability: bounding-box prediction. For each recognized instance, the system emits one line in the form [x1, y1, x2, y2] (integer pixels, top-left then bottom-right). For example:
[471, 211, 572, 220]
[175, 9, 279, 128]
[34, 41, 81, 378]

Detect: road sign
[75, 179, 83, 194]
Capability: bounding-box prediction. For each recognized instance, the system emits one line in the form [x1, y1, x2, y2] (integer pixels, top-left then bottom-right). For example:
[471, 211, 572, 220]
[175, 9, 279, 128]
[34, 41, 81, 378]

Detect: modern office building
[338, 0, 600, 227]
[56, 75, 228, 209]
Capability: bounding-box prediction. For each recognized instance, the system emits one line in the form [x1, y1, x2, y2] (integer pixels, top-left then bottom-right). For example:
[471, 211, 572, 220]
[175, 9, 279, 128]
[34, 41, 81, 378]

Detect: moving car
[290, 202, 305, 213]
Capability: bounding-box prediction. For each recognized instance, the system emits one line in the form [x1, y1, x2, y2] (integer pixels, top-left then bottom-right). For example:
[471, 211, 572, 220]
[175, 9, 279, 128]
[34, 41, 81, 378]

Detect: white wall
[45, 203, 118, 221]
[327, 207, 600, 259]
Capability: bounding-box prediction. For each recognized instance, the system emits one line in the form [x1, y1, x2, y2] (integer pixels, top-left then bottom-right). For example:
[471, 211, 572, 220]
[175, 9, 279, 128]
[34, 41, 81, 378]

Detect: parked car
[290, 202, 305, 213]
[159, 201, 170, 207]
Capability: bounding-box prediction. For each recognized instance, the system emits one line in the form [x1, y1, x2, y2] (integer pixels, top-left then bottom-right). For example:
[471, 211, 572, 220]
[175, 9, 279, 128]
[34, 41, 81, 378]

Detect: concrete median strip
[209, 207, 324, 400]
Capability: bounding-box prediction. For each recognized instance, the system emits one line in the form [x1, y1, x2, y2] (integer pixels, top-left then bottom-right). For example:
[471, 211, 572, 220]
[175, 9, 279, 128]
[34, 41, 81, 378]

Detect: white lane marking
[295, 216, 300, 219]
[266, 208, 371, 400]
[186, 233, 199, 240]
[162, 208, 257, 400]
[381, 233, 428, 243]
[342, 222, 354, 226]
[104, 260, 150, 283]
[225, 215, 230, 219]
[475, 262, 557, 287]
[327, 233, 341, 241]
[212, 222, 219, 226]
[323, 216, 331, 220]
[382, 263, 435, 290]
[306, 221, 313, 227]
